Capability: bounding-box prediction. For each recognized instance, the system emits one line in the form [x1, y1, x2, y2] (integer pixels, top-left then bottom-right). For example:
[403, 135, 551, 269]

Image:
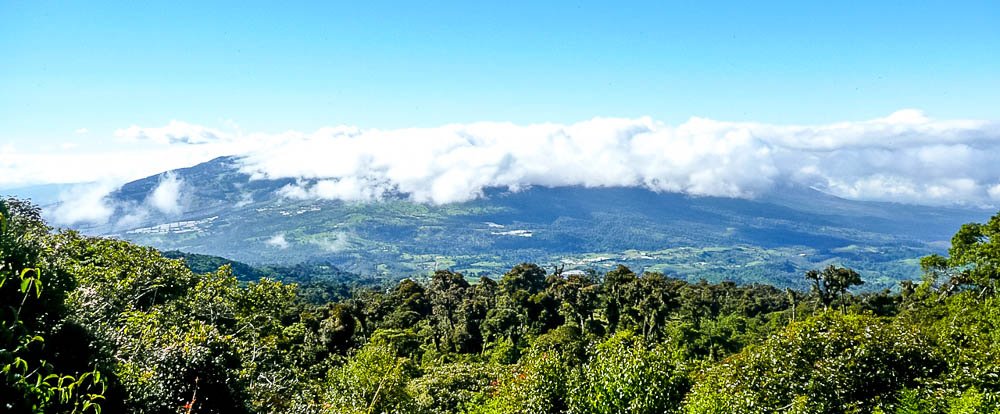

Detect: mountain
[160, 249, 361, 285]
[62, 156, 992, 289]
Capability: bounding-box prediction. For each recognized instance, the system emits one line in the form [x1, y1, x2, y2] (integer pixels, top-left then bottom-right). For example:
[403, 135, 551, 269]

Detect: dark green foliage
[163, 250, 366, 305]
[8, 196, 1000, 414]
[161, 250, 265, 280]
[1, 198, 106, 413]
[425, 270, 487, 355]
[546, 271, 601, 335]
[499, 263, 547, 297]
[805, 265, 863, 311]
[946, 214, 1000, 293]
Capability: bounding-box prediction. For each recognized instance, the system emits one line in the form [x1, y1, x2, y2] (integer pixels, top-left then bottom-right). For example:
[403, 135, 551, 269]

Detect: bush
[407, 362, 501, 414]
[320, 341, 415, 414]
[568, 330, 690, 414]
[466, 349, 571, 414]
[683, 312, 943, 413]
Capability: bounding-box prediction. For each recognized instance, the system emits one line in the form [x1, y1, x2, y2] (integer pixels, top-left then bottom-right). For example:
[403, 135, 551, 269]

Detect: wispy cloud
[47, 173, 187, 227]
[115, 120, 231, 145]
[310, 232, 351, 252]
[147, 172, 185, 215]
[266, 233, 290, 249]
[48, 183, 117, 226]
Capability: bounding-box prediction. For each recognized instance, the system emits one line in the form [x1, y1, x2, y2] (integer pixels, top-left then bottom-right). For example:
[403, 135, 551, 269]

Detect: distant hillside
[61, 156, 992, 289]
[161, 250, 267, 280]
[161, 249, 369, 304]
[162, 249, 362, 285]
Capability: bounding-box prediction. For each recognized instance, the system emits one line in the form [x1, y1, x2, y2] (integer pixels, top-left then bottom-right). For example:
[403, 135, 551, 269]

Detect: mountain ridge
[48, 156, 993, 289]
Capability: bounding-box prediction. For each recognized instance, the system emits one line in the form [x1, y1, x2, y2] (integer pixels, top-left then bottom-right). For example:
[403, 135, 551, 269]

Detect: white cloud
[266, 233, 290, 249]
[74, 128, 89, 135]
[45, 173, 186, 227]
[0, 146, 229, 189]
[231, 110, 1000, 207]
[147, 172, 185, 215]
[9, 110, 1000, 212]
[48, 183, 117, 226]
[115, 120, 230, 145]
[988, 184, 1000, 201]
[238, 116, 784, 204]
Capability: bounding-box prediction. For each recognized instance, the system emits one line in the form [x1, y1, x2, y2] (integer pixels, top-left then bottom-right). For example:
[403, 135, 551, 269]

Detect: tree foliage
[5, 197, 1000, 413]
[1, 199, 106, 413]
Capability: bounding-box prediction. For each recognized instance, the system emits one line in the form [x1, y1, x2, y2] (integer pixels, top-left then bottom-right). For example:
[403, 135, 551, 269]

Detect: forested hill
[53, 156, 991, 289]
[5, 196, 1000, 413]
[160, 250, 360, 286]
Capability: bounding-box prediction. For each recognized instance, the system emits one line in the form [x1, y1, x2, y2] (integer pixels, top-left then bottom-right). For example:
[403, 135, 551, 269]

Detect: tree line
[3, 196, 1000, 413]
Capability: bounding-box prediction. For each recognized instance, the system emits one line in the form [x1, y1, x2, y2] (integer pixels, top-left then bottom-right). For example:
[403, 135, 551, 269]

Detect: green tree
[634, 272, 680, 340]
[427, 270, 472, 353]
[548, 272, 600, 334]
[499, 263, 547, 298]
[805, 265, 863, 312]
[0, 199, 106, 413]
[382, 279, 430, 330]
[602, 265, 637, 333]
[946, 213, 1000, 294]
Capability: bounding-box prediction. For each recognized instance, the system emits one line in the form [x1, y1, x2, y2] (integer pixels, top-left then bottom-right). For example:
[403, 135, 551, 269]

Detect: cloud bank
[7, 110, 1000, 228]
[44, 173, 189, 227]
[235, 110, 1000, 207]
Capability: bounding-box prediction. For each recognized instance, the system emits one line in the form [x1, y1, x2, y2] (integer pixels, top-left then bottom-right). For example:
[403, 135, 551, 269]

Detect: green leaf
[19, 267, 36, 280]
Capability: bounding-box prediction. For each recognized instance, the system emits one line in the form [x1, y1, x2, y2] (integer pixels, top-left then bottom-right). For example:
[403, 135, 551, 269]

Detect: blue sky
[2, 0, 997, 147]
[3, 1, 1000, 211]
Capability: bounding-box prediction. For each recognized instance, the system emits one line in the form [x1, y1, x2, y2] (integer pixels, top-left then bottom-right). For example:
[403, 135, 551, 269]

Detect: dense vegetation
[4, 196, 1000, 413]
